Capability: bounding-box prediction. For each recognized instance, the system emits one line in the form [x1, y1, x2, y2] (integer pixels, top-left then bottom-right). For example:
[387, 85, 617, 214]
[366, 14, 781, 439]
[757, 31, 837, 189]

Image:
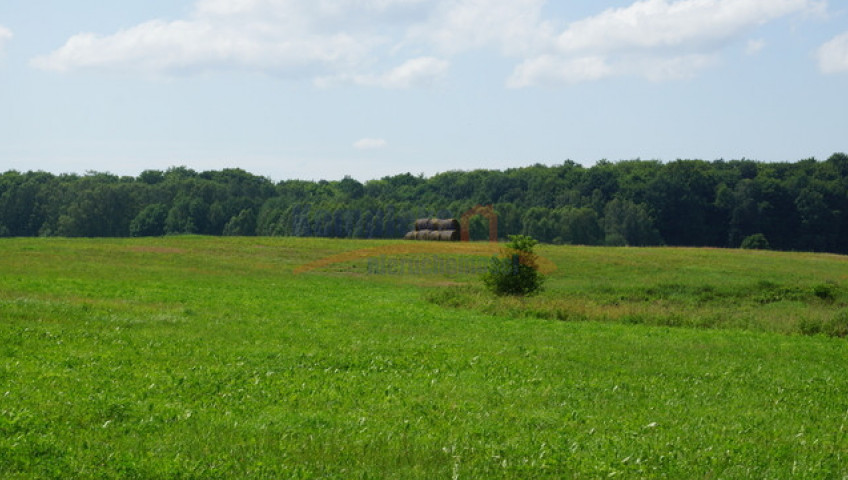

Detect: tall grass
[427, 245, 848, 336]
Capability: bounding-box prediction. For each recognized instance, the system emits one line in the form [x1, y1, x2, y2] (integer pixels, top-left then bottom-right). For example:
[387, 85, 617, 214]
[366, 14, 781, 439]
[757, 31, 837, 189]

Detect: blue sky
[1, 0, 846, 181]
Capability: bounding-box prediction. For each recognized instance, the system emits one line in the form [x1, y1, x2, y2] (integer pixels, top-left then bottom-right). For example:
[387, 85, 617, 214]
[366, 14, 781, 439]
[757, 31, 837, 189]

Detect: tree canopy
[2, 154, 848, 254]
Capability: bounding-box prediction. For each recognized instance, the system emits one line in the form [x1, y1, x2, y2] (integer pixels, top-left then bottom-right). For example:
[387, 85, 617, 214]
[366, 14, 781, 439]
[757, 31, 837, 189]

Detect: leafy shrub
[482, 235, 545, 296]
[754, 285, 806, 304]
[812, 282, 837, 302]
[824, 311, 848, 338]
[799, 318, 823, 336]
[741, 233, 770, 250]
[799, 310, 848, 338]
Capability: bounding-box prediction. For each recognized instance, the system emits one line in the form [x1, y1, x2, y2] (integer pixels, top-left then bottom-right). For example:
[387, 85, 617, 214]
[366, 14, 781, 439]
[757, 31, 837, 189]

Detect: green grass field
[2, 236, 848, 478]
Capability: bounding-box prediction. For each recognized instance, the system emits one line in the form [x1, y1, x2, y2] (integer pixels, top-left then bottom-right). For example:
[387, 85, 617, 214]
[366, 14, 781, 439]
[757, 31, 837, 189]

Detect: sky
[1, 0, 847, 182]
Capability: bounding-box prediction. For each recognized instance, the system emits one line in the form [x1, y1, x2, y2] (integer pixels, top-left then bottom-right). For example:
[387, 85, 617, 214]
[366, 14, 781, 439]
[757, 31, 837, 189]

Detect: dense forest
[2, 153, 848, 253]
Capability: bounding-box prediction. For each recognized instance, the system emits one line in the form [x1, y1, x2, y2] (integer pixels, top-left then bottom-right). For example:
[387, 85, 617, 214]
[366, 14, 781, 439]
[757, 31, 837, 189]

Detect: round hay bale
[439, 229, 459, 241]
[437, 219, 460, 231]
[414, 219, 430, 231]
[416, 230, 431, 240]
[427, 230, 441, 241]
[404, 231, 416, 240]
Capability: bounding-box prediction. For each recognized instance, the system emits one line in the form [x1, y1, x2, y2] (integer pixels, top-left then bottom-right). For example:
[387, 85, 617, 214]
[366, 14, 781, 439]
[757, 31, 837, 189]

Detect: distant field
[434, 244, 848, 337]
[1, 237, 847, 478]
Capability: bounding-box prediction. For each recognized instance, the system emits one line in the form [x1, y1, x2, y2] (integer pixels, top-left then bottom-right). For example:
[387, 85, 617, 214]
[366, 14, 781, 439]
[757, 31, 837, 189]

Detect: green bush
[741, 233, 770, 250]
[812, 282, 837, 302]
[482, 235, 545, 296]
[825, 311, 848, 338]
[799, 318, 823, 336]
[799, 310, 848, 338]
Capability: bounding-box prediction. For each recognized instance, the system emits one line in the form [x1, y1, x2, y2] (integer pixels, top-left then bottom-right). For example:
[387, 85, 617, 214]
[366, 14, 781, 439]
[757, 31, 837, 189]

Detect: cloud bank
[510, 0, 820, 86]
[30, 0, 825, 86]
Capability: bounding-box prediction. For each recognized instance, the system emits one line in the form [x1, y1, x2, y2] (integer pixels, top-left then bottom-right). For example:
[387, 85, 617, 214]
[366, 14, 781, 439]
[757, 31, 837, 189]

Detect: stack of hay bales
[405, 218, 460, 241]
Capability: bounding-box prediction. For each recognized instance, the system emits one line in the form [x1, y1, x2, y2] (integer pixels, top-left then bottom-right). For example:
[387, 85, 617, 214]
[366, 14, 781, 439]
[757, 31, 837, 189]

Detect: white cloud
[508, 52, 717, 86]
[376, 57, 448, 88]
[30, 16, 375, 77]
[0, 26, 12, 55]
[745, 39, 766, 55]
[405, 0, 550, 56]
[555, 0, 813, 54]
[30, 0, 421, 78]
[30, 0, 540, 83]
[511, 0, 819, 86]
[637, 53, 719, 81]
[29, 0, 824, 87]
[354, 138, 388, 150]
[323, 56, 448, 88]
[817, 32, 848, 74]
[508, 55, 613, 87]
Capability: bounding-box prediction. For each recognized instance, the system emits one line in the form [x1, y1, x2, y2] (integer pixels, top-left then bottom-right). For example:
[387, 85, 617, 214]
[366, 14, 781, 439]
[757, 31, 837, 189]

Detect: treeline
[2, 153, 848, 253]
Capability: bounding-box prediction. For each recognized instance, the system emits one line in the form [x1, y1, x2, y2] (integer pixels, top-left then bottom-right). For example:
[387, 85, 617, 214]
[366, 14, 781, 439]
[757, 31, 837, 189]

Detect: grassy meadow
[1, 236, 848, 478]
